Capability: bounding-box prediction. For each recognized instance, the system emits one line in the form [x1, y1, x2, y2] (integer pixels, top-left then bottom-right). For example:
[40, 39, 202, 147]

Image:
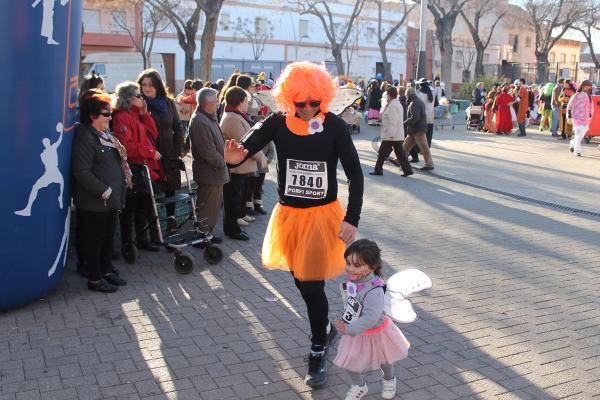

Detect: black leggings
[293, 277, 329, 346]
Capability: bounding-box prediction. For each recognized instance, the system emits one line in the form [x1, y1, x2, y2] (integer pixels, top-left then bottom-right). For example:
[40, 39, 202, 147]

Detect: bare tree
[572, 1, 600, 70]
[234, 17, 274, 61]
[517, 0, 588, 82]
[427, 0, 471, 99]
[455, 39, 477, 81]
[109, 1, 169, 69]
[459, 0, 504, 77]
[291, 0, 367, 75]
[373, 0, 416, 81]
[146, 0, 224, 80]
[344, 19, 365, 76]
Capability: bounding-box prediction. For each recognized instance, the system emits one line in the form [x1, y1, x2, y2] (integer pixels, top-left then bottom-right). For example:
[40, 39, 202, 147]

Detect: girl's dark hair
[236, 74, 254, 90]
[136, 68, 171, 99]
[419, 81, 434, 102]
[577, 80, 593, 93]
[78, 73, 104, 103]
[224, 86, 249, 107]
[79, 89, 110, 125]
[344, 239, 383, 277]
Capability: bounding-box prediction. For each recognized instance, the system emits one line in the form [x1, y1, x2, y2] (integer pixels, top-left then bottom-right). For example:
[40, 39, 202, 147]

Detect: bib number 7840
[285, 159, 328, 200]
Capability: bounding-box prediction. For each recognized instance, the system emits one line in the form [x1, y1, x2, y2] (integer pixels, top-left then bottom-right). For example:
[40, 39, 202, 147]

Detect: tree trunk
[142, 51, 148, 69]
[332, 45, 345, 76]
[474, 42, 485, 78]
[184, 44, 195, 79]
[437, 26, 454, 99]
[199, 9, 221, 81]
[535, 52, 549, 83]
[379, 40, 392, 81]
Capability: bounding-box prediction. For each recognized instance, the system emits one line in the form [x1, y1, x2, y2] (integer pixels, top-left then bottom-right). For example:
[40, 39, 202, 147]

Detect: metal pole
[416, 0, 428, 79]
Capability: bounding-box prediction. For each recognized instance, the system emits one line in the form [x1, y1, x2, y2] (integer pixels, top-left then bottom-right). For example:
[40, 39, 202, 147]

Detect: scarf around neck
[144, 95, 168, 117]
[224, 106, 253, 125]
[94, 127, 133, 188]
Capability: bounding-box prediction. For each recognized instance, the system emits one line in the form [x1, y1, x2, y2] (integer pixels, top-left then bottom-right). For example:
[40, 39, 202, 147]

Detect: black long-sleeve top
[229, 112, 364, 227]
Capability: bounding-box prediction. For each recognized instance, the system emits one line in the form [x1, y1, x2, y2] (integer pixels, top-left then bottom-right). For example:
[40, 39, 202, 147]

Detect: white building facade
[150, 0, 410, 89]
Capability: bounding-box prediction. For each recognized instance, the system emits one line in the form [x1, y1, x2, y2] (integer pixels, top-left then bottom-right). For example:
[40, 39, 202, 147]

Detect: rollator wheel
[122, 241, 137, 264]
[174, 251, 195, 274]
[203, 246, 223, 265]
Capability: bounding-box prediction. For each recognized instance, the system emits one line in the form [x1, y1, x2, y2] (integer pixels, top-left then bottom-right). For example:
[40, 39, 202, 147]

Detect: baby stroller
[122, 161, 223, 274]
[340, 105, 362, 134]
[466, 104, 483, 131]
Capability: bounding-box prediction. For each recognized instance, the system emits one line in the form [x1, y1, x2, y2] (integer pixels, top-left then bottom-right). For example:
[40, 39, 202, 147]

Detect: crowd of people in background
[481, 77, 596, 156]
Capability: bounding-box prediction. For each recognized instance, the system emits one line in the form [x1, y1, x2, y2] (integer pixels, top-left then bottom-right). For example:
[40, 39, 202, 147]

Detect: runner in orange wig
[224, 61, 364, 388]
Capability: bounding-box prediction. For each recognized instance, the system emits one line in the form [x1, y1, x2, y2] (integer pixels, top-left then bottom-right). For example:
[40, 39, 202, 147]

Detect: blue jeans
[551, 105, 560, 134]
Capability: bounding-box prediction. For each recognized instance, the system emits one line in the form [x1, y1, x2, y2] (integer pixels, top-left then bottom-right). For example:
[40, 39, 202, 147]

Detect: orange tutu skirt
[261, 200, 346, 281]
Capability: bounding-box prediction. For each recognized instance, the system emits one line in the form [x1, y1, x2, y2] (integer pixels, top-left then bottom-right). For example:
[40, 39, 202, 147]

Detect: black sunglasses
[294, 100, 321, 108]
[132, 93, 143, 98]
[99, 111, 112, 117]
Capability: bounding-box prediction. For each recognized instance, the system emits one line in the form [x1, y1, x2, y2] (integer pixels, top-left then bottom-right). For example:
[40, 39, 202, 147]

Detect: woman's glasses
[99, 111, 112, 117]
[294, 100, 321, 108]
[133, 93, 143, 98]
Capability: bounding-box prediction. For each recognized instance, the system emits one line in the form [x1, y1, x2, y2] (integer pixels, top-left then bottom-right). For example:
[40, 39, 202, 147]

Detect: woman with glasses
[224, 61, 364, 389]
[112, 81, 164, 255]
[71, 89, 130, 292]
[137, 69, 184, 234]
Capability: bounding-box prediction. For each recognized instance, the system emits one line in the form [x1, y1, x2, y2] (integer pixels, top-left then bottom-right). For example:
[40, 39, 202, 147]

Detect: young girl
[333, 239, 410, 400]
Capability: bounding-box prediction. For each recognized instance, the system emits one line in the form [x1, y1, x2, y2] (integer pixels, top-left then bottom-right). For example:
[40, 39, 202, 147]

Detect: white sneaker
[381, 377, 396, 399]
[237, 218, 249, 226]
[242, 215, 256, 222]
[345, 384, 368, 400]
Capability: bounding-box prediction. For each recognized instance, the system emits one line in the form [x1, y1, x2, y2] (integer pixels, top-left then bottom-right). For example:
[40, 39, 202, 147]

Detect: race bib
[284, 159, 328, 199]
[341, 296, 362, 324]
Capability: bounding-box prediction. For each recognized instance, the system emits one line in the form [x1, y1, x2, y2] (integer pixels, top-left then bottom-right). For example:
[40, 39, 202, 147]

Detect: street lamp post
[417, 0, 428, 79]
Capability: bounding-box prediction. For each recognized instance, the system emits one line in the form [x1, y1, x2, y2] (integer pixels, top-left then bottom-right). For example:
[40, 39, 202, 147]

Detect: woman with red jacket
[112, 81, 164, 254]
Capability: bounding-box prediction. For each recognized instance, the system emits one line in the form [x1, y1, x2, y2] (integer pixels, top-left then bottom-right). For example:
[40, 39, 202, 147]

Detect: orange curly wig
[273, 61, 338, 114]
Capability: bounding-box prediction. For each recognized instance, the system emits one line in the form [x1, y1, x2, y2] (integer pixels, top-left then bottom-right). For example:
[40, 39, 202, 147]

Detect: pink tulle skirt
[367, 108, 380, 120]
[333, 317, 410, 373]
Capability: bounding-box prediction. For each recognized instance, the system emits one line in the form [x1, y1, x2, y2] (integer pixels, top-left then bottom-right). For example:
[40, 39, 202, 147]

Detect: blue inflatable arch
[1, 0, 82, 311]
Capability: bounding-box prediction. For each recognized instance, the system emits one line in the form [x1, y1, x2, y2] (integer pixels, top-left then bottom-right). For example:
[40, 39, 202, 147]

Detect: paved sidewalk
[1, 123, 599, 400]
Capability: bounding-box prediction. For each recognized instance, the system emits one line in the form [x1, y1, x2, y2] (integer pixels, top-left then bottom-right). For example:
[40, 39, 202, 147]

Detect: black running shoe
[305, 349, 327, 387]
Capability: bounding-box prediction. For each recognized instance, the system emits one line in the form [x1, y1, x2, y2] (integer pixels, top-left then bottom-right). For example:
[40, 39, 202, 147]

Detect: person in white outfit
[370, 87, 413, 177]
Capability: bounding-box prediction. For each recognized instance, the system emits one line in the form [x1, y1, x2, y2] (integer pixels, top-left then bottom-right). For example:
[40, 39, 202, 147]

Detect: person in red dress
[493, 85, 515, 135]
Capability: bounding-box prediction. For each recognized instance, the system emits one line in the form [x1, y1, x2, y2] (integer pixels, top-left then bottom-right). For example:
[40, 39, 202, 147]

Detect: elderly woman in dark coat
[72, 90, 130, 292]
[137, 68, 184, 233]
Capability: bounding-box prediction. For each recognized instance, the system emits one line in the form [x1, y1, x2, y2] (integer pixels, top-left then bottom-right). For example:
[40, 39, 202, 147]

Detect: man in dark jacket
[188, 88, 229, 242]
[403, 87, 434, 170]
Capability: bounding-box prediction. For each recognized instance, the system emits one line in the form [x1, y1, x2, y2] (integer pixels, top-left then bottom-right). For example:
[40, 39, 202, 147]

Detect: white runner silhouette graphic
[15, 122, 64, 217]
[47, 211, 71, 277]
[32, 0, 70, 45]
